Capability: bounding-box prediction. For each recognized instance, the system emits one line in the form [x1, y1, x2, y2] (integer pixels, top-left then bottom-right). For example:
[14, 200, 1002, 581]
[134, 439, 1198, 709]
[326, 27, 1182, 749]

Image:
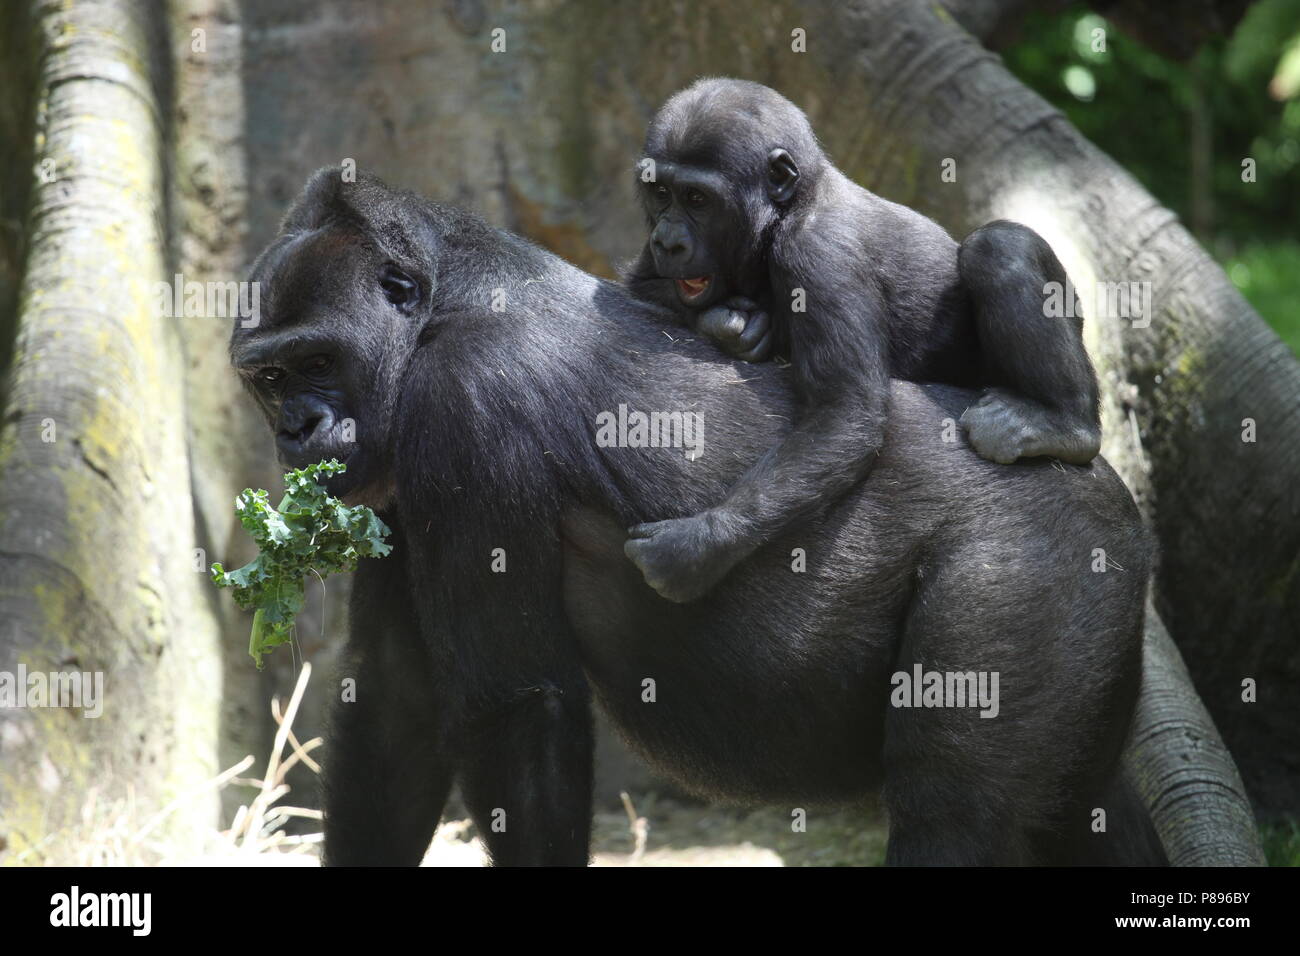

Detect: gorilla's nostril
[279, 415, 322, 445]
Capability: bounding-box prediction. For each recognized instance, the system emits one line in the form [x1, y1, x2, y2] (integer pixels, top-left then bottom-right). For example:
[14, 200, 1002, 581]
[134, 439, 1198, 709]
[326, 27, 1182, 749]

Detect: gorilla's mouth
[675, 276, 712, 302]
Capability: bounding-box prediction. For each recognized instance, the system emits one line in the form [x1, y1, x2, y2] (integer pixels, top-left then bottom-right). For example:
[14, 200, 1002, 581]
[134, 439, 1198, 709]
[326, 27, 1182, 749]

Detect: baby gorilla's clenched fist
[695, 296, 772, 363]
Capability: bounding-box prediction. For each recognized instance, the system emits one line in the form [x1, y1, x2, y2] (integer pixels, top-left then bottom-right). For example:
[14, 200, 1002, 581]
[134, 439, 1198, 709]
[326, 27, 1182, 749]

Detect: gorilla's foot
[960, 388, 1100, 466]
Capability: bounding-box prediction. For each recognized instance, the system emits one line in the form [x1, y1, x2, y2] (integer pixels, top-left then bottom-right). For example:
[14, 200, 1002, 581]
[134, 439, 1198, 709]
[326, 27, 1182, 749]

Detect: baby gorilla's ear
[767, 148, 800, 205]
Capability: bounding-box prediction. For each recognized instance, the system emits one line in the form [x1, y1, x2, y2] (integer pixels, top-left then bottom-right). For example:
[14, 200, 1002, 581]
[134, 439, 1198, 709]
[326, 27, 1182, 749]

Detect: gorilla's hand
[624, 511, 748, 603]
[695, 297, 772, 363]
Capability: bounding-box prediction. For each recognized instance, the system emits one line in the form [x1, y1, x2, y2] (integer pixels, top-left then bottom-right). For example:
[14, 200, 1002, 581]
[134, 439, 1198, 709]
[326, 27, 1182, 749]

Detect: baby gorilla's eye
[650, 183, 670, 203]
[302, 354, 333, 373]
[685, 189, 707, 208]
[256, 367, 284, 386]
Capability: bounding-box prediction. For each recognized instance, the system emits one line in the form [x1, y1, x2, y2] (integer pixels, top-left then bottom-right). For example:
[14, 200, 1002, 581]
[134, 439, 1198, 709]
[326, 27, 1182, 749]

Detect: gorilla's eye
[379, 265, 420, 311]
[256, 367, 284, 387]
[685, 189, 707, 208]
[302, 354, 333, 374]
[650, 183, 670, 204]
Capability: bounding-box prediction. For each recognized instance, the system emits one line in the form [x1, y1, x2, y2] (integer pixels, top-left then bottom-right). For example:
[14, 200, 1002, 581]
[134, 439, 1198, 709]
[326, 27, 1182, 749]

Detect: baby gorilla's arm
[625, 400, 885, 602]
[626, 280, 889, 603]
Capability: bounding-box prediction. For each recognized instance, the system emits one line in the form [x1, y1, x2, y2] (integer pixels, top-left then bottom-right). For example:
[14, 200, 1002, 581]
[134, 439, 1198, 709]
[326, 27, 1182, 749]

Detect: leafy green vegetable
[211, 460, 392, 669]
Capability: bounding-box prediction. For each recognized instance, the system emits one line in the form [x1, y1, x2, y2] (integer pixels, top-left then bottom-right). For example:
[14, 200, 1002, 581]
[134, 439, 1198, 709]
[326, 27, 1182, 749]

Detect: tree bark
[1125, 604, 1262, 865]
[0, 0, 222, 860]
[0, 2, 37, 381]
[165, 0, 301, 827]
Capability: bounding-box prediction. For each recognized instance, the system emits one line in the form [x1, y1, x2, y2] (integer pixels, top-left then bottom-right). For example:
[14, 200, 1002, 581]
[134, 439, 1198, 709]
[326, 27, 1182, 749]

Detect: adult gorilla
[234, 169, 1162, 866]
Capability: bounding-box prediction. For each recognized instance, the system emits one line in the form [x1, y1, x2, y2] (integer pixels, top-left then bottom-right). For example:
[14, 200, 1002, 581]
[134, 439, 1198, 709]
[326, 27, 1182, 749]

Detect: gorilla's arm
[324, 519, 595, 866]
[321, 528, 456, 865]
[392, 318, 599, 866]
[626, 244, 890, 603]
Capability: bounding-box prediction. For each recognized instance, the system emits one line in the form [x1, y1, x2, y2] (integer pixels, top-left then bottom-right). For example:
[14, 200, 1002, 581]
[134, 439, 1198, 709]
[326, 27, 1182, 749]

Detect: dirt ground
[421, 793, 889, 867]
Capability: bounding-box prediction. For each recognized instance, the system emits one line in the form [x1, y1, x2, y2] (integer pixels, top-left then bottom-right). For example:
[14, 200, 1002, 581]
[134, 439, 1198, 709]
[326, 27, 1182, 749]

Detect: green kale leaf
[211, 460, 392, 668]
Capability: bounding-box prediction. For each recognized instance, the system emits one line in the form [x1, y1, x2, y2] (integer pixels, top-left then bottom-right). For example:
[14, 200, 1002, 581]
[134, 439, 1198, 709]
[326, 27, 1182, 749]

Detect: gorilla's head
[233, 171, 445, 507]
[636, 77, 826, 310]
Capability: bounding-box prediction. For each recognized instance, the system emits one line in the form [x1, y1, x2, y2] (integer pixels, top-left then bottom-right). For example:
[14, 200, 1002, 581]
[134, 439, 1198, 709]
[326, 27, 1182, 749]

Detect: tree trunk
[0, 0, 222, 860]
[1125, 604, 1262, 865]
[165, 0, 300, 827]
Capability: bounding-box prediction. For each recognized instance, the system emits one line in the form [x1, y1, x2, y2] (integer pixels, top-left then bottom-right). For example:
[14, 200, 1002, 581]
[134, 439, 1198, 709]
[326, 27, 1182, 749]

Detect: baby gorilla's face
[637, 160, 745, 310]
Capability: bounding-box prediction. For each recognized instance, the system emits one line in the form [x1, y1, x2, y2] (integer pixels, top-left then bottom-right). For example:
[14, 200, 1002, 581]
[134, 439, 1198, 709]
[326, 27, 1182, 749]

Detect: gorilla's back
[559, 283, 1149, 804]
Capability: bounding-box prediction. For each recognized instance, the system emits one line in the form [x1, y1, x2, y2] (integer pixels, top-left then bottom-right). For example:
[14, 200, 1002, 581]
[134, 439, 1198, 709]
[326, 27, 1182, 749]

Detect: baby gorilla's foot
[624, 511, 746, 603]
[960, 389, 1101, 465]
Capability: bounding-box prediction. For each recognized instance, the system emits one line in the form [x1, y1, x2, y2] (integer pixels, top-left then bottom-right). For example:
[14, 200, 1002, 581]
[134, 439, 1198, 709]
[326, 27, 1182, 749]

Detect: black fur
[234, 169, 1162, 867]
[623, 79, 1103, 603]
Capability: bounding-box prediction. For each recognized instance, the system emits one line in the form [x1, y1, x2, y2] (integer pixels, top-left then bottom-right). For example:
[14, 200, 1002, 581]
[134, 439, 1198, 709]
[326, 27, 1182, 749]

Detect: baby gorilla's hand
[624, 511, 746, 603]
[695, 296, 773, 362]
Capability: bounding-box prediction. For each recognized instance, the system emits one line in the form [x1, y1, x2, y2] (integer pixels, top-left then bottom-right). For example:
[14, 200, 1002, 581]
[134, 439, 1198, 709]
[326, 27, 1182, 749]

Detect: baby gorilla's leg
[957, 221, 1101, 465]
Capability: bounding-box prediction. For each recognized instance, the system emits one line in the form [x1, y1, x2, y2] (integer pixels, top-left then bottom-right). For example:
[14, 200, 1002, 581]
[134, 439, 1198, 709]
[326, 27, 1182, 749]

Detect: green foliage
[1261, 816, 1300, 866]
[211, 460, 392, 669]
[1224, 240, 1300, 355]
[1002, 1, 1300, 355]
[1003, 2, 1300, 242]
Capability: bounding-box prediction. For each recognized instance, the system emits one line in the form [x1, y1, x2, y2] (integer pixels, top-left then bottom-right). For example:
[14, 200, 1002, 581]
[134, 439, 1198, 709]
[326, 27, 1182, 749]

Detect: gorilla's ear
[277, 169, 440, 301]
[280, 167, 351, 233]
[280, 168, 403, 237]
[767, 148, 800, 205]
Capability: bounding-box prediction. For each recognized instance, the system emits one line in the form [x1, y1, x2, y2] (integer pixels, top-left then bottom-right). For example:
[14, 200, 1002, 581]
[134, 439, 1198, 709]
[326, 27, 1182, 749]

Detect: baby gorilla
[624, 78, 1102, 603]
